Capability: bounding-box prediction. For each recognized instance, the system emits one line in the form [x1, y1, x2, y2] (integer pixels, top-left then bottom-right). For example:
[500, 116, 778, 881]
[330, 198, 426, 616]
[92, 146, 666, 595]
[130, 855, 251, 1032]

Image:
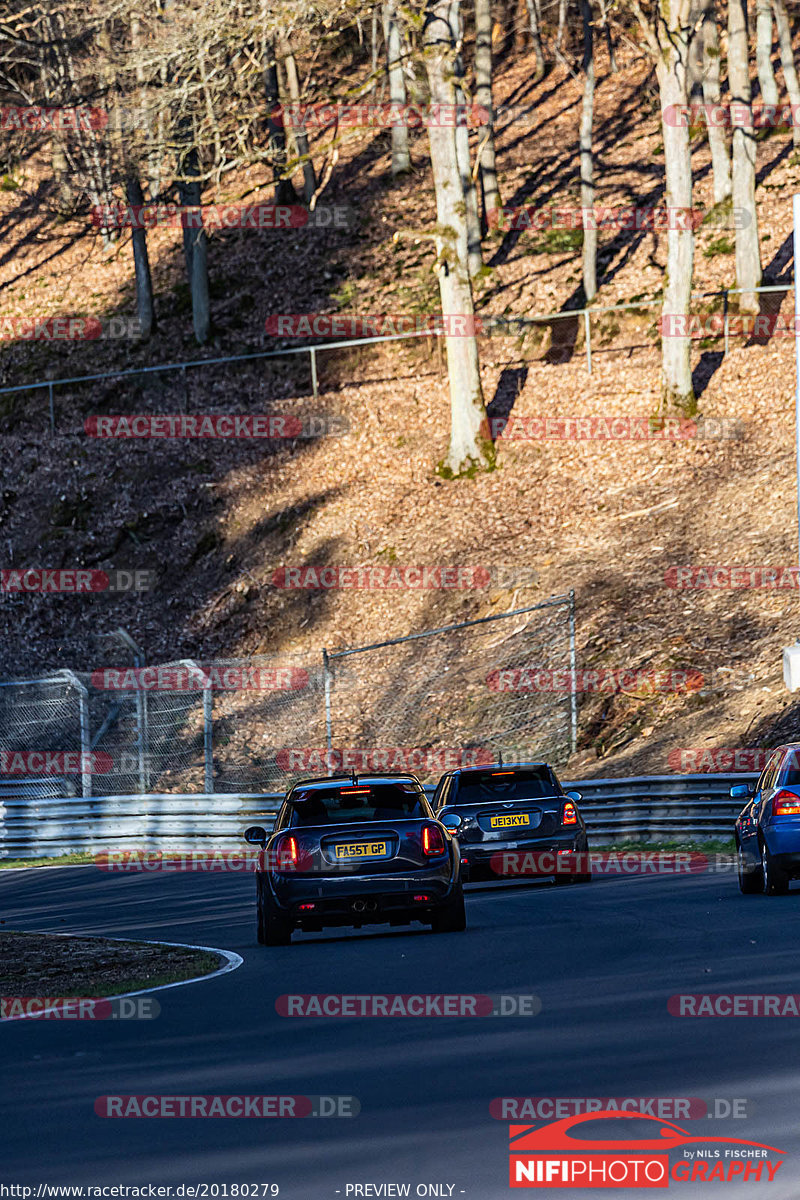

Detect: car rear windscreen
[288, 783, 428, 825]
[452, 768, 560, 806]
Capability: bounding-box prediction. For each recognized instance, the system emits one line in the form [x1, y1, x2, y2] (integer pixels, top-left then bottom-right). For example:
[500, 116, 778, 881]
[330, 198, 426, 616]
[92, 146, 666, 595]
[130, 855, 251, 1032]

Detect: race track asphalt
[2, 864, 800, 1198]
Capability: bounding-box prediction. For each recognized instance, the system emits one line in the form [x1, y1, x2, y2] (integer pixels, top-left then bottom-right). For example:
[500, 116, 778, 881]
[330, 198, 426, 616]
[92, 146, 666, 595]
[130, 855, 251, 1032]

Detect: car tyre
[737, 843, 761, 894]
[257, 874, 293, 944]
[431, 884, 467, 933]
[761, 841, 789, 896]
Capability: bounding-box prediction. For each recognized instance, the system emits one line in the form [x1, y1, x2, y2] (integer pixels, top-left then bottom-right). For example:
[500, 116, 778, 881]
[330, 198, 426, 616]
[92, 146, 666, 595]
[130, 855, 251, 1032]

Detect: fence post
[310, 348, 319, 399]
[203, 687, 214, 794]
[181, 660, 213, 793]
[322, 649, 333, 766]
[723, 289, 729, 357]
[568, 590, 577, 756]
[48, 382, 55, 436]
[583, 310, 592, 375]
[135, 687, 148, 794]
[60, 670, 91, 798]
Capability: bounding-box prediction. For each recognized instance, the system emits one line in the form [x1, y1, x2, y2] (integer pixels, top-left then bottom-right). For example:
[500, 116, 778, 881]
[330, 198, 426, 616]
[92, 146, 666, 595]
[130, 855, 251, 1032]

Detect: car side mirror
[439, 813, 462, 832]
[729, 784, 753, 800]
[244, 825, 268, 845]
[564, 790, 582, 803]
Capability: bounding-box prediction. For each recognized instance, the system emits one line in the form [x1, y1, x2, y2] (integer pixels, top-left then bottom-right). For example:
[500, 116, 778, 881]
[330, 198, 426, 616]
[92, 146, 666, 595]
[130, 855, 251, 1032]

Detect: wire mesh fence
[0, 596, 576, 796]
[322, 595, 576, 785]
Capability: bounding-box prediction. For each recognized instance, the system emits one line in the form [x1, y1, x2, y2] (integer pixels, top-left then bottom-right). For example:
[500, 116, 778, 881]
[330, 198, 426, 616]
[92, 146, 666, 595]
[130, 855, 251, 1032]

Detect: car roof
[287, 773, 425, 793]
[448, 761, 552, 778]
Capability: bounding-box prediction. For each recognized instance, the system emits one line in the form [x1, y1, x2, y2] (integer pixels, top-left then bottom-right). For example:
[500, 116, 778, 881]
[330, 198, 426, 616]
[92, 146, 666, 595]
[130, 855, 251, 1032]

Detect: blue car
[732, 743, 800, 894]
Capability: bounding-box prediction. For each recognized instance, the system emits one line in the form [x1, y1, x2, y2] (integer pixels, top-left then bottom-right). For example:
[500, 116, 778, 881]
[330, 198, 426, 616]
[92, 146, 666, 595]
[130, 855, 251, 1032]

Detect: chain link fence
[0, 596, 576, 797]
[321, 596, 576, 784]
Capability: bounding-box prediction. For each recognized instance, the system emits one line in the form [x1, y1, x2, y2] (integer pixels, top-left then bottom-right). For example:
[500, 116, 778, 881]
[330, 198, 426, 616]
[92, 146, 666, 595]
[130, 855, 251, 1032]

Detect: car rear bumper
[460, 831, 588, 880]
[763, 825, 800, 872]
[265, 865, 459, 924]
[763, 844, 800, 876]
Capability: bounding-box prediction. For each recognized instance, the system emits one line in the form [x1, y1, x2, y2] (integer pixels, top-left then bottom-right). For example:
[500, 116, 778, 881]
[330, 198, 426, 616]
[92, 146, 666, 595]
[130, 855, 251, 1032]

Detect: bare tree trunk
[423, 0, 493, 476]
[597, 0, 617, 71]
[280, 36, 317, 204]
[632, 0, 695, 411]
[177, 143, 211, 345]
[728, 0, 762, 311]
[756, 0, 779, 103]
[701, 0, 732, 204]
[475, 0, 502, 227]
[557, 0, 569, 49]
[263, 37, 297, 203]
[687, 0, 705, 101]
[449, 0, 483, 277]
[382, 0, 411, 173]
[773, 0, 800, 147]
[371, 8, 380, 93]
[523, 0, 547, 79]
[580, 0, 596, 302]
[126, 174, 156, 339]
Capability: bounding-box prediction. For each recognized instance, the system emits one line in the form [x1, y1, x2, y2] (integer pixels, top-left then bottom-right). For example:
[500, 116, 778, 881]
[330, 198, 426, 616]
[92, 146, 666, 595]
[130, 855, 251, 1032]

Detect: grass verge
[0, 931, 224, 997]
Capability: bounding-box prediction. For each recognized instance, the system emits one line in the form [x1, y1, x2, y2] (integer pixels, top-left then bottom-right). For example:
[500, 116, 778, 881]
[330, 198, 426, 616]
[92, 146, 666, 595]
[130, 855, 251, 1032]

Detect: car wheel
[737, 843, 761, 894]
[258, 876, 293, 944]
[431, 884, 467, 933]
[761, 841, 789, 896]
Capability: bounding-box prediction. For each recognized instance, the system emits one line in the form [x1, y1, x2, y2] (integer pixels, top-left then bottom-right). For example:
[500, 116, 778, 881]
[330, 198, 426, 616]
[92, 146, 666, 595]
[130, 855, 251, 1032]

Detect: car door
[747, 750, 782, 852]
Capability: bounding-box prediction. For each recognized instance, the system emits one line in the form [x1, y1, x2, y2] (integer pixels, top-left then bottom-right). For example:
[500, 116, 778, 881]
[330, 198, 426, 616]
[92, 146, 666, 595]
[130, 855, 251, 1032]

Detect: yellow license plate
[489, 813, 531, 829]
[334, 841, 388, 859]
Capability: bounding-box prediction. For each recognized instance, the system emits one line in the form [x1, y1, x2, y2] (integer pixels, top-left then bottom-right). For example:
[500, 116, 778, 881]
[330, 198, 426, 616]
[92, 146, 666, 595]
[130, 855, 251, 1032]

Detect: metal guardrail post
[568, 589, 577, 756]
[584, 310, 592, 375]
[310, 348, 318, 399]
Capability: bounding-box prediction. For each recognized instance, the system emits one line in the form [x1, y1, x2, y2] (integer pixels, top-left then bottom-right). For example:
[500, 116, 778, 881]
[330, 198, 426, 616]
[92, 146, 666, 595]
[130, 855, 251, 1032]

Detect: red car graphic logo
[510, 1110, 784, 1154]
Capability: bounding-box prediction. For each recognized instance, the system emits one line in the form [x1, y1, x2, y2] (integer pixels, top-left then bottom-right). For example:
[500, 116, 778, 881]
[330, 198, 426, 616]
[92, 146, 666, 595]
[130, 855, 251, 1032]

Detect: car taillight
[774, 790, 800, 815]
[562, 801, 578, 826]
[422, 824, 446, 856]
[275, 834, 299, 869]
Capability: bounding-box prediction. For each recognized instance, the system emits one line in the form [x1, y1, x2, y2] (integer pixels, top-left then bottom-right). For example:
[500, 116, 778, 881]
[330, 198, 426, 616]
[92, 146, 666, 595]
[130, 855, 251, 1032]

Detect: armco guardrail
[0, 773, 755, 859]
[564, 773, 757, 840]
